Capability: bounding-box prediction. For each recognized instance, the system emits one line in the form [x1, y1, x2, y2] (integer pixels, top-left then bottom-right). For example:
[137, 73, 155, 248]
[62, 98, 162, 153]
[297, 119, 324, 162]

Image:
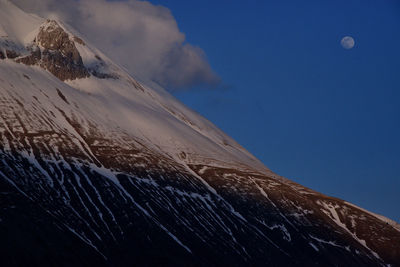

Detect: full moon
[341, 36, 355, 49]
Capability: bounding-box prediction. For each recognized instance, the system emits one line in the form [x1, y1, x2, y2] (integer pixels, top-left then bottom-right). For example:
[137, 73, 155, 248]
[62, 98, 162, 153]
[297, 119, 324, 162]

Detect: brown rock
[15, 20, 116, 81]
[91, 69, 118, 79]
[5, 49, 19, 59]
[16, 47, 41, 65]
[73, 36, 85, 46]
[40, 49, 89, 81]
[33, 20, 89, 81]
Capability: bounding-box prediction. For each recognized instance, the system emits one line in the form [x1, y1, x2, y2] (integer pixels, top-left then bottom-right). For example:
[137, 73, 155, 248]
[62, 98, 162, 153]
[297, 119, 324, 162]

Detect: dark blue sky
[152, 0, 400, 221]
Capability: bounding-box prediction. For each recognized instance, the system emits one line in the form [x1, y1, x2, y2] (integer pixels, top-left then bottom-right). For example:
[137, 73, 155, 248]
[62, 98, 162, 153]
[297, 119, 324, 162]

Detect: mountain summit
[1, 1, 399, 266]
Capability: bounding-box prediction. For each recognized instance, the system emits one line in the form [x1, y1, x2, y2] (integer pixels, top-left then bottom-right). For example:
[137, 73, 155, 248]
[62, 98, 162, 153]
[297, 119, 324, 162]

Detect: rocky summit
[16, 20, 89, 81]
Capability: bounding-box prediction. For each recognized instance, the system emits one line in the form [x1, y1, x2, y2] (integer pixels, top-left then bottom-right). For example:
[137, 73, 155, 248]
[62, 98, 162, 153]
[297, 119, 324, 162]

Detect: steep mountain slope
[1, 1, 399, 266]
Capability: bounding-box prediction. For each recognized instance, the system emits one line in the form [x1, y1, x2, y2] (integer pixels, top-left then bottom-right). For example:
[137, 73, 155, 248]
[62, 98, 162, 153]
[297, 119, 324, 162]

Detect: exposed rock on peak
[2, 19, 118, 82]
[36, 20, 82, 63]
[18, 20, 89, 81]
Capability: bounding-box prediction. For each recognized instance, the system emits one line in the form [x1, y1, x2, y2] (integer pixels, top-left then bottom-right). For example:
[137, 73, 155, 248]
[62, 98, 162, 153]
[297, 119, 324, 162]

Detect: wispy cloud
[12, 0, 220, 90]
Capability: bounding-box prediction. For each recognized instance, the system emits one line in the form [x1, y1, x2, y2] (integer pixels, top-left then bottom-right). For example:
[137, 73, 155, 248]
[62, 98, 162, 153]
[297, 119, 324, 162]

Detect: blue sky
[152, 0, 400, 221]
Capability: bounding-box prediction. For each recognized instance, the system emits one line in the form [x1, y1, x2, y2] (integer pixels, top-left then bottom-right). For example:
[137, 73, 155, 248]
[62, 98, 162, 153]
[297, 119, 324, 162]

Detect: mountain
[1, 1, 399, 266]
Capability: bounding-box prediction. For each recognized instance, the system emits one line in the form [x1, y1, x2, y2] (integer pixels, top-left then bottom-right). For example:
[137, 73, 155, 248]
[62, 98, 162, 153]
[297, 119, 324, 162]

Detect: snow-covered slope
[0, 0, 43, 43]
[0, 0, 267, 173]
[1, 1, 399, 266]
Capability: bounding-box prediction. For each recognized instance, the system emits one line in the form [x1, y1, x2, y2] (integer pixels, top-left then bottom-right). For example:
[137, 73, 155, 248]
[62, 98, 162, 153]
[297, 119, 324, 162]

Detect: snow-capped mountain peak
[1, 1, 267, 174]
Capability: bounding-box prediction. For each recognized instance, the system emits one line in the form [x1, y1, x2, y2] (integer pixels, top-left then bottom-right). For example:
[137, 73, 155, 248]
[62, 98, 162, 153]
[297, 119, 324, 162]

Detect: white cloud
[12, 0, 220, 90]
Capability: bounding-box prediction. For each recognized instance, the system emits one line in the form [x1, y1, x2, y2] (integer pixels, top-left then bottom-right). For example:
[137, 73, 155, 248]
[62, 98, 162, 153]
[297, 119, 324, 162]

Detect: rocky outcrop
[36, 20, 82, 64]
[2, 20, 119, 81]
[0, 38, 21, 59]
[5, 49, 19, 59]
[73, 36, 85, 45]
[16, 20, 89, 81]
[15, 45, 41, 65]
[91, 69, 118, 79]
[36, 20, 89, 81]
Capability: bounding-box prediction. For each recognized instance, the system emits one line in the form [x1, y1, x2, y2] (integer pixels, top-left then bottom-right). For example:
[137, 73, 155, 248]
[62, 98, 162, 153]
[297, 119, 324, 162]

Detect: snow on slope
[0, 0, 43, 44]
[0, 0, 267, 174]
[0, 23, 7, 37]
[345, 202, 400, 232]
[2, 0, 398, 228]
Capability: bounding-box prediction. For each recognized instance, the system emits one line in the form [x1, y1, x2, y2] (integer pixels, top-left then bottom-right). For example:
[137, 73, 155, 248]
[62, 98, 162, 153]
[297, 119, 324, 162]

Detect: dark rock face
[39, 48, 89, 81]
[16, 46, 41, 65]
[36, 20, 82, 65]
[35, 20, 89, 81]
[87, 54, 119, 79]
[91, 69, 118, 79]
[5, 49, 19, 59]
[15, 20, 89, 81]
[2, 20, 119, 82]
